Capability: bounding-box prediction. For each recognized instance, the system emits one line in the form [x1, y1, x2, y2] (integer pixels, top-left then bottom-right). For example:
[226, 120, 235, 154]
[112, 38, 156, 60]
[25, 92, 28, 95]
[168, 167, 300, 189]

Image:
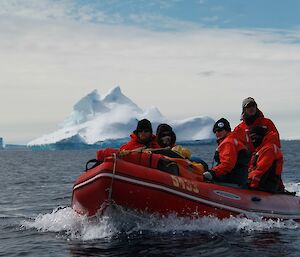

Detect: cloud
[0, 0, 203, 30]
[1, 1, 300, 143]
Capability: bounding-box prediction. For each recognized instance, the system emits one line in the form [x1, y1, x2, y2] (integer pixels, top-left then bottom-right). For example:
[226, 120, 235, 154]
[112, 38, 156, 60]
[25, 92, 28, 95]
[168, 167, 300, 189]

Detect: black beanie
[249, 126, 267, 138]
[135, 119, 153, 133]
[213, 118, 231, 133]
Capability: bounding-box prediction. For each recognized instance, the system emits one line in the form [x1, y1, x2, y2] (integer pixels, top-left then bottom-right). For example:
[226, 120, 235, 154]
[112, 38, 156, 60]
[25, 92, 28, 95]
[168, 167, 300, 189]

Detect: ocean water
[1, 141, 300, 257]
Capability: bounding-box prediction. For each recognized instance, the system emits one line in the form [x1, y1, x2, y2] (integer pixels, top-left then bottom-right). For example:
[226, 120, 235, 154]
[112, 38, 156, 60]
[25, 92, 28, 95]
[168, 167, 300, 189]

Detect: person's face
[250, 133, 263, 148]
[138, 129, 151, 142]
[160, 132, 172, 146]
[244, 102, 257, 116]
[214, 129, 228, 140]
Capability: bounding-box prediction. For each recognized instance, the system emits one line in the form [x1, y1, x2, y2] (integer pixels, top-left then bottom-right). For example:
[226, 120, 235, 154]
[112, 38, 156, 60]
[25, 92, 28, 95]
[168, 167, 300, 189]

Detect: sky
[1, 0, 300, 144]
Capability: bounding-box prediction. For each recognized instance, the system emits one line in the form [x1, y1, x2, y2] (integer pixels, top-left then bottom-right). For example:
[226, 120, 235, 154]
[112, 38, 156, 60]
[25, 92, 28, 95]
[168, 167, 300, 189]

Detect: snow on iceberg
[62, 89, 109, 127]
[27, 86, 215, 148]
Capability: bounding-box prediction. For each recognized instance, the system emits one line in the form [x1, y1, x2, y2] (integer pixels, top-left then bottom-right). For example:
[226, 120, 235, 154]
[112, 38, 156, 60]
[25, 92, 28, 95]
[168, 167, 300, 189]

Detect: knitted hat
[135, 119, 153, 133]
[213, 118, 231, 133]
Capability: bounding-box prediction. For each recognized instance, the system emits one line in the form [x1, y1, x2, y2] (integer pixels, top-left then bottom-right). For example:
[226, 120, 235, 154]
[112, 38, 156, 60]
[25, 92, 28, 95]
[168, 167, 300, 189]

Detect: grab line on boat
[108, 153, 117, 202]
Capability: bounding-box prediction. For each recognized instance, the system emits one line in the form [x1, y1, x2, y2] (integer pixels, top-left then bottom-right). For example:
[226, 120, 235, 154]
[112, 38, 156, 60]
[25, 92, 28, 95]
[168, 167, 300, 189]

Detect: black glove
[203, 170, 215, 181]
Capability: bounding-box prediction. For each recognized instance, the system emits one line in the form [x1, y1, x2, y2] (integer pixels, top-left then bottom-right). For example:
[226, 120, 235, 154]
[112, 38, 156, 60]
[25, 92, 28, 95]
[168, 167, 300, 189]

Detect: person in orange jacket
[203, 118, 250, 186]
[120, 119, 159, 150]
[234, 97, 280, 153]
[248, 126, 285, 192]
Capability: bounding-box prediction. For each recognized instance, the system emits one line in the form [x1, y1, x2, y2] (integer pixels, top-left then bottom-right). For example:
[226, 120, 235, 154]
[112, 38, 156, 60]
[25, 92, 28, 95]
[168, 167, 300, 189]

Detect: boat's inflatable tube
[96, 148, 205, 180]
[72, 154, 300, 220]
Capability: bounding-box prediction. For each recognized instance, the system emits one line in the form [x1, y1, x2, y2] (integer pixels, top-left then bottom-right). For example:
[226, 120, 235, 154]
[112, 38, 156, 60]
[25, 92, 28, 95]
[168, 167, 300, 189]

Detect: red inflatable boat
[71, 149, 300, 220]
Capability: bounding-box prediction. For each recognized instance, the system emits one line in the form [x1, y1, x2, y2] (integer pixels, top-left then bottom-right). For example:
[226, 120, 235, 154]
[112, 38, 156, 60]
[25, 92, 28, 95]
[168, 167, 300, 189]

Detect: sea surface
[1, 141, 300, 257]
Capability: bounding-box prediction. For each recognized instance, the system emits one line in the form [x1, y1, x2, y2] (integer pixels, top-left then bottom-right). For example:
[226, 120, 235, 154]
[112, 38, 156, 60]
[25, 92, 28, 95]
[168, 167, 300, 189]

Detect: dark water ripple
[1, 141, 300, 256]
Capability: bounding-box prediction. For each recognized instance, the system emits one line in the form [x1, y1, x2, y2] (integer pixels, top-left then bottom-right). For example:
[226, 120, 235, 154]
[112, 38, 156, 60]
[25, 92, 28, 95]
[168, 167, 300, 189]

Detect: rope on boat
[117, 146, 171, 158]
[108, 153, 117, 202]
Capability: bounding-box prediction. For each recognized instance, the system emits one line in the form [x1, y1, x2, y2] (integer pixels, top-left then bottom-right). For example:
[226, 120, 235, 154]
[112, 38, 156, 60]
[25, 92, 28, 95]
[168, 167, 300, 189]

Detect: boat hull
[72, 157, 300, 220]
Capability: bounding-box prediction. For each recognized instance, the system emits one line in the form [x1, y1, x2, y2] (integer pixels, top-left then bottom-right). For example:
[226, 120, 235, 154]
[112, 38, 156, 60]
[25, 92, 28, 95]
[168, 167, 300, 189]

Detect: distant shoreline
[2, 139, 299, 151]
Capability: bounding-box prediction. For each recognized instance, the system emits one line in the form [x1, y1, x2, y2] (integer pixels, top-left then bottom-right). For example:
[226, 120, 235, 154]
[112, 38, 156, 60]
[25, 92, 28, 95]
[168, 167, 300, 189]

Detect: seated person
[156, 123, 176, 148]
[155, 124, 208, 171]
[234, 97, 280, 153]
[155, 124, 193, 159]
[203, 118, 250, 186]
[120, 119, 159, 150]
[248, 126, 285, 192]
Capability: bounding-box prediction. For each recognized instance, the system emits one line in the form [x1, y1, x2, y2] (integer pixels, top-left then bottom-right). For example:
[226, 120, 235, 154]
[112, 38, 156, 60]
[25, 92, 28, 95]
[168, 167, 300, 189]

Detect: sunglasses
[213, 128, 225, 133]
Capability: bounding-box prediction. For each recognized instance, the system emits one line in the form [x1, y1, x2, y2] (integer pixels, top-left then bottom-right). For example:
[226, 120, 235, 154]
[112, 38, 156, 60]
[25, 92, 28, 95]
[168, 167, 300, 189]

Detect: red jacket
[120, 132, 160, 150]
[248, 131, 284, 190]
[212, 131, 248, 178]
[234, 110, 280, 153]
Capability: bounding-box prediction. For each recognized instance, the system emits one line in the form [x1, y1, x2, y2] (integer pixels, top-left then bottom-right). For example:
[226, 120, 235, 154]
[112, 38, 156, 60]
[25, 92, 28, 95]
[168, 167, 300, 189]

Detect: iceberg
[27, 86, 215, 149]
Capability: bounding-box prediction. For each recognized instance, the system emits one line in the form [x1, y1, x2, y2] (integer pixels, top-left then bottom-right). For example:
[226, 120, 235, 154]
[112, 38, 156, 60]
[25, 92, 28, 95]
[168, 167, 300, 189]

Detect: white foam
[21, 207, 117, 240]
[21, 205, 300, 241]
[285, 182, 300, 196]
[120, 212, 299, 234]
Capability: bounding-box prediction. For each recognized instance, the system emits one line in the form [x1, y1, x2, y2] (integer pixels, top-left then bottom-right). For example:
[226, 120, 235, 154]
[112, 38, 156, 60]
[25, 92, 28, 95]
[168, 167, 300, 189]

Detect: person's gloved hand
[203, 170, 215, 181]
